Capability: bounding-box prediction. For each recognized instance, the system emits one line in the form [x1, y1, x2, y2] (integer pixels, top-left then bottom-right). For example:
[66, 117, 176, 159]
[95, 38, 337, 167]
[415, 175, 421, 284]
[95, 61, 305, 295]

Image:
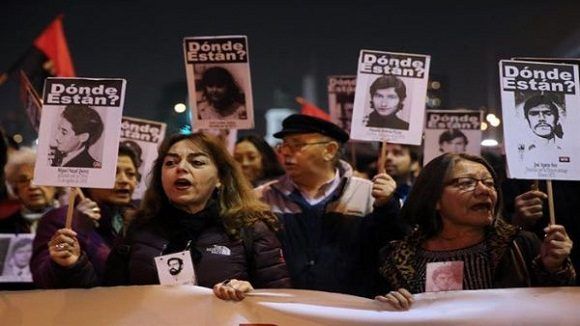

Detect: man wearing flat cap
[256, 114, 408, 298]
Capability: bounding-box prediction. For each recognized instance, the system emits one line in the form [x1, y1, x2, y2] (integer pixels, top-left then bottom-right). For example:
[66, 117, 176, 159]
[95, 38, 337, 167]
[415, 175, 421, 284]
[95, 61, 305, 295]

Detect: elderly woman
[1, 147, 60, 234]
[376, 153, 575, 310]
[30, 145, 140, 288]
[104, 133, 290, 300]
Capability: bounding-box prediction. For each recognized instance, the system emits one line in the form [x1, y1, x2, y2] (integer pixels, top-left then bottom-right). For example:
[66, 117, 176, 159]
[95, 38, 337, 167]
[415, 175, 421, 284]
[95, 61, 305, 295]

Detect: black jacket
[104, 204, 290, 289]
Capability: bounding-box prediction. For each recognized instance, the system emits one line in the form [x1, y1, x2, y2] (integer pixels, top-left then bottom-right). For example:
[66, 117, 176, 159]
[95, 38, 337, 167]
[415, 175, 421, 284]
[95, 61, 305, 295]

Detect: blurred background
[2, 1, 580, 147]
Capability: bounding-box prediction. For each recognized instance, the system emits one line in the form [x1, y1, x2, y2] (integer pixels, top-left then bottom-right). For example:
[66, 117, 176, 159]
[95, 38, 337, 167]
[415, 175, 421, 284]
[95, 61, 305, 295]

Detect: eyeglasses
[275, 141, 330, 154]
[14, 176, 34, 187]
[446, 177, 496, 192]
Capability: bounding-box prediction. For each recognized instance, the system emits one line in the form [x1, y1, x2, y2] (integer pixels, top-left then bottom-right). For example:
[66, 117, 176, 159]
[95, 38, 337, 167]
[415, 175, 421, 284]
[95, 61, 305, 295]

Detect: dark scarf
[158, 201, 222, 263]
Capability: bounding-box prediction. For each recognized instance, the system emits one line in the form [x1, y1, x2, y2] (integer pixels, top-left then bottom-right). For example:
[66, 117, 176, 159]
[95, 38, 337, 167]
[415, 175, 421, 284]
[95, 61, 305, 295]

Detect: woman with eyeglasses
[375, 153, 575, 310]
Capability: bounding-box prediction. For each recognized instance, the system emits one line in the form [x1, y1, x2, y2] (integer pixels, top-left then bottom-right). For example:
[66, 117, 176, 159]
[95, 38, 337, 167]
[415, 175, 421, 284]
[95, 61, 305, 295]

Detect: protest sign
[33, 77, 126, 188]
[0, 234, 34, 283]
[423, 109, 483, 165]
[120, 117, 166, 199]
[499, 60, 580, 180]
[350, 50, 430, 145]
[328, 75, 356, 132]
[183, 35, 254, 130]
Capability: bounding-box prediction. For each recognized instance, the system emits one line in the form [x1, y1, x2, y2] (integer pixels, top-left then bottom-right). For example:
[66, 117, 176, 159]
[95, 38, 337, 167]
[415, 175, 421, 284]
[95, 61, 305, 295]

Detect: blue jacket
[256, 161, 408, 297]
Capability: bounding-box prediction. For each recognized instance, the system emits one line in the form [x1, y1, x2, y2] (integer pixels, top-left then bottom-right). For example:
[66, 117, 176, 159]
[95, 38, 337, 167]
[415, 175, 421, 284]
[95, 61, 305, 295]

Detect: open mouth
[471, 202, 493, 212]
[174, 178, 192, 190]
[113, 189, 131, 196]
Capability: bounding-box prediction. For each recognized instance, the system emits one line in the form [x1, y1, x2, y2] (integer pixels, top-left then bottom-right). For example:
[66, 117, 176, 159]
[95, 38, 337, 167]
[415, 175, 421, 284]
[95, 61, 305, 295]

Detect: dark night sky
[2, 1, 580, 145]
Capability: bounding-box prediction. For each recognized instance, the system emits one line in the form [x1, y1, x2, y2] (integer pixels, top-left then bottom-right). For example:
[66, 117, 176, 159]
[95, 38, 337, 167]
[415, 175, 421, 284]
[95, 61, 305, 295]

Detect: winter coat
[104, 203, 290, 289]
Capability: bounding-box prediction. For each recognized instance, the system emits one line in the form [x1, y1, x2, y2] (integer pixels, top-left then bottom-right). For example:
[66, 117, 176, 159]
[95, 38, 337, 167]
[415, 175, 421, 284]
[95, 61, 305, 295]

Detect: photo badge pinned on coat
[154, 251, 196, 286]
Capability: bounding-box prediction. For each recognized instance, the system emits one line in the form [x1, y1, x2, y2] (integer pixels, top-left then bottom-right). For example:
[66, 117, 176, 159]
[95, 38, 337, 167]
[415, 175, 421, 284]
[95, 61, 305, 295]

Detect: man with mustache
[167, 257, 183, 276]
[523, 94, 564, 151]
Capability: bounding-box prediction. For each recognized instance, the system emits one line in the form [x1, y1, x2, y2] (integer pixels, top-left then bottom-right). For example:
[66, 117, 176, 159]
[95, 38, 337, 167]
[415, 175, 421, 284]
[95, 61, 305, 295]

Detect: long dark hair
[201, 66, 245, 107]
[401, 153, 503, 239]
[235, 134, 285, 185]
[134, 132, 278, 236]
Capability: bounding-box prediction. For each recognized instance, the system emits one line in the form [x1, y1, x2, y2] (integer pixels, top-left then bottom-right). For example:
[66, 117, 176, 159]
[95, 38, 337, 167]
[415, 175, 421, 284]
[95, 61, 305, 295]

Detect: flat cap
[273, 114, 349, 143]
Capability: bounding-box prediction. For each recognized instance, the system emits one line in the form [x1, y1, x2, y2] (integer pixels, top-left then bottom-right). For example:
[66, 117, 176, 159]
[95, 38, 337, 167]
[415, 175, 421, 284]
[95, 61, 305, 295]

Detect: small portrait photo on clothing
[363, 75, 411, 131]
[48, 104, 105, 169]
[154, 251, 196, 286]
[425, 261, 464, 292]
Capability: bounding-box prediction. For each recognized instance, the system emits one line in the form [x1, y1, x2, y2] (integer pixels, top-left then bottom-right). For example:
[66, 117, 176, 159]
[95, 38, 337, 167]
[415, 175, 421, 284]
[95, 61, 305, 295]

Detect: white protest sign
[328, 75, 356, 133]
[499, 60, 580, 180]
[423, 110, 483, 165]
[183, 35, 254, 130]
[34, 77, 126, 188]
[0, 234, 34, 283]
[350, 50, 430, 145]
[120, 117, 166, 199]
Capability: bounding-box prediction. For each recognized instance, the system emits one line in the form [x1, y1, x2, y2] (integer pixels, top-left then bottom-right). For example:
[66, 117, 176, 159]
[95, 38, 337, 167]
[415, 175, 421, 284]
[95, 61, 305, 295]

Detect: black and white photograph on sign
[364, 75, 410, 130]
[183, 35, 254, 130]
[49, 104, 105, 169]
[0, 234, 34, 283]
[33, 77, 126, 188]
[120, 117, 166, 200]
[350, 50, 430, 145]
[328, 75, 356, 132]
[499, 60, 580, 180]
[195, 65, 247, 121]
[423, 110, 483, 165]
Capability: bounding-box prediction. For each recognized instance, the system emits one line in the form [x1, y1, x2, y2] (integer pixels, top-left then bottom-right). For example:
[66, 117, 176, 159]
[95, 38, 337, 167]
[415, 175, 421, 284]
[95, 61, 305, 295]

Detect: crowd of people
[0, 114, 577, 311]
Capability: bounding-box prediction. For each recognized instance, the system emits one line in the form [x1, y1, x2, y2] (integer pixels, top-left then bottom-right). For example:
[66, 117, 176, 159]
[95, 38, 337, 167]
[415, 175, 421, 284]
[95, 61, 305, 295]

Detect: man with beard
[382, 143, 420, 205]
[167, 257, 184, 276]
[197, 66, 247, 120]
[523, 94, 564, 151]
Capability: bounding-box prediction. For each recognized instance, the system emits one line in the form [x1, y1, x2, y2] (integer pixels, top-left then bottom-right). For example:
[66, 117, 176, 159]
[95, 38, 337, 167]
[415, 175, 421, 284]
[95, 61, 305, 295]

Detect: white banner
[1, 285, 579, 325]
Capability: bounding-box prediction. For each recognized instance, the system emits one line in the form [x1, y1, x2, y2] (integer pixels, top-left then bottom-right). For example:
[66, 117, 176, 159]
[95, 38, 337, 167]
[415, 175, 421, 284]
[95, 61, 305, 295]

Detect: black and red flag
[0, 15, 75, 93]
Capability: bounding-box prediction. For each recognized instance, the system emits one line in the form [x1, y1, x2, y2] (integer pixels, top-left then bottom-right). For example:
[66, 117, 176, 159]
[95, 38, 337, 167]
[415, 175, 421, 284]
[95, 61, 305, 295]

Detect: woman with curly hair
[105, 132, 290, 300]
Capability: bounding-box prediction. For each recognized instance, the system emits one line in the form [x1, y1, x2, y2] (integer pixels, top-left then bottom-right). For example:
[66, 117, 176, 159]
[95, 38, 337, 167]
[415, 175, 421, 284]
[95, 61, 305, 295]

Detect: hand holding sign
[541, 224, 573, 272]
[48, 228, 81, 267]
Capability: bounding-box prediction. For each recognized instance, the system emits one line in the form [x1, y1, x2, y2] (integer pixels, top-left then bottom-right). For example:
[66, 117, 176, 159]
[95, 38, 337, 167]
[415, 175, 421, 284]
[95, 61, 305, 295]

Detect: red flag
[0, 15, 75, 91]
[296, 97, 331, 121]
[33, 15, 76, 77]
